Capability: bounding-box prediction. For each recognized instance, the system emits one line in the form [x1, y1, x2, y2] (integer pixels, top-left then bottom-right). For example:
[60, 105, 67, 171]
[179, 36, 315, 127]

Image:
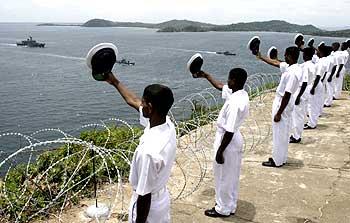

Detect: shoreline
[36, 23, 350, 38]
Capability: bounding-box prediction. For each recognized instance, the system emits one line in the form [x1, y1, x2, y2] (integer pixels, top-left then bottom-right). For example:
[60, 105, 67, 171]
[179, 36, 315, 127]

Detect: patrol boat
[116, 58, 135, 65]
[16, 36, 45, 48]
[216, 51, 236, 56]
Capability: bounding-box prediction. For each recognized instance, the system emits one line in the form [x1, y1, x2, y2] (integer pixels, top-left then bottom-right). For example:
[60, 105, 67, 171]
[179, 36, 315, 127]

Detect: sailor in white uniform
[334, 42, 350, 99]
[256, 46, 302, 167]
[305, 45, 330, 129]
[324, 44, 340, 107]
[104, 73, 176, 223]
[192, 68, 249, 217]
[315, 46, 332, 117]
[290, 47, 316, 143]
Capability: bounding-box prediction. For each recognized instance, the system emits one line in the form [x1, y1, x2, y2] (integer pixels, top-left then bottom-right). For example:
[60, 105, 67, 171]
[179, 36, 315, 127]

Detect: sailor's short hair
[143, 84, 174, 116]
[285, 46, 300, 63]
[228, 68, 248, 89]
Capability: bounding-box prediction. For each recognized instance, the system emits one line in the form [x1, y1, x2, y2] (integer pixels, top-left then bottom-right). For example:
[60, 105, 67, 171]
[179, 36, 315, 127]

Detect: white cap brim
[318, 41, 325, 48]
[294, 33, 304, 44]
[294, 33, 304, 42]
[86, 43, 118, 69]
[307, 38, 314, 46]
[247, 36, 260, 50]
[267, 46, 277, 59]
[187, 53, 203, 75]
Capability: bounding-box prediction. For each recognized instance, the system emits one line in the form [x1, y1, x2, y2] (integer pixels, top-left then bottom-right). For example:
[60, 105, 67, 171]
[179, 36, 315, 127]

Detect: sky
[1, 0, 349, 28]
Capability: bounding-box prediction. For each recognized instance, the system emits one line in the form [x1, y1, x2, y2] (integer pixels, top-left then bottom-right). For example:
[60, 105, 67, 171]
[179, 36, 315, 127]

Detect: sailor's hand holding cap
[187, 53, 205, 78]
[86, 43, 118, 81]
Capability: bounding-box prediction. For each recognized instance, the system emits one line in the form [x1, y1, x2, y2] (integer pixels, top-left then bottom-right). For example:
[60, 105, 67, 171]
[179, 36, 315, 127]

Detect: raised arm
[256, 52, 282, 68]
[194, 71, 224, 91]
[105, 72, 142, 111]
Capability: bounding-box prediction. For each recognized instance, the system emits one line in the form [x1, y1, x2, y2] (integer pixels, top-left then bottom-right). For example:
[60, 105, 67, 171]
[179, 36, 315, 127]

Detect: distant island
[38, 19, 350, 38]
[37, 23, 82, 27]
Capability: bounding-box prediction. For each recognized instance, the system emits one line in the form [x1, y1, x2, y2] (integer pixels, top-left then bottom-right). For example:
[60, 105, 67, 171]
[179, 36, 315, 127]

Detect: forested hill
[38, 19, 350, 37]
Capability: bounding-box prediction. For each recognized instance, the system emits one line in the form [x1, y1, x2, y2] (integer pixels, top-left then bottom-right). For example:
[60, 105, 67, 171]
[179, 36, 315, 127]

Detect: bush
[0, 126, 141, 222]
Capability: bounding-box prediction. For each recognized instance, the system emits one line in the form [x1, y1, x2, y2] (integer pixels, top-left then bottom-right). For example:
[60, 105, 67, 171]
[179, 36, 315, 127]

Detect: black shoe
[213, 204, 235, 215]
[289, 136, 301, 143]
[262, 158, 283, 168]
[304, 124, 316, 130]
[323, 104, 331, 108]
[333, 97, 338, 100]
[204, 207, 230, 218]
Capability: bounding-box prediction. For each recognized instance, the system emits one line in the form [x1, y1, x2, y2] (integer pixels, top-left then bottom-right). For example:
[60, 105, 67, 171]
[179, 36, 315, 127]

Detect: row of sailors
[256, 38, 350, 167]
[88, 36, 349, 221]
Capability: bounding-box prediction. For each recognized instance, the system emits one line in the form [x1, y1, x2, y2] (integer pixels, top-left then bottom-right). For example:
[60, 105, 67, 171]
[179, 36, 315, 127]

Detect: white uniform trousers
[307, 83, 323, 128]
[318, 82, 326, 116]
[213, 129, 243, 216]
[272, 95, 294, 166]
[291, 96, 307, 139]
[324, 79, 334, 106]
[334, 68, 346, 99]
[129, 189, 170, 223]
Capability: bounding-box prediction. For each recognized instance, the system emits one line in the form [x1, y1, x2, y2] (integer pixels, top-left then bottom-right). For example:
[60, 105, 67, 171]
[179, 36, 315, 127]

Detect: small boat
[216, 51, 236, 56]
[16, 36, 45, 48]
[116, 58, 135, 65]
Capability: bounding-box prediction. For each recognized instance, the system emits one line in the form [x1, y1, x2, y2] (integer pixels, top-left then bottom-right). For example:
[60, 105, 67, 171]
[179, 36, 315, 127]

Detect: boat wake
[0, 43, 17, 47]
[0, 47, 85, 61]
[156, 47, 217, 55]
[38, 53, 85, 61]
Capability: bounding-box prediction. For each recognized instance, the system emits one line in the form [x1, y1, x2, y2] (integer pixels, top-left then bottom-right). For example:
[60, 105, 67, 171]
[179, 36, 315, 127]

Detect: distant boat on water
[16, 36, 45, 48]
[116, 58, 135, 65]
[216, 51, 236, 56]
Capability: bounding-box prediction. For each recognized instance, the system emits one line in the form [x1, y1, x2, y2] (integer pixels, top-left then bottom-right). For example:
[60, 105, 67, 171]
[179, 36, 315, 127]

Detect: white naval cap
[294, 33, 304, 46]
[307, 38, 315, 47]
[187, 53, 203, 77]
[86, 43, 118, 81]
[267, 46, 278, 60]
[247, 36, 260, 55]
[318, 41, 325, 48]
[86, 43, 118, 69]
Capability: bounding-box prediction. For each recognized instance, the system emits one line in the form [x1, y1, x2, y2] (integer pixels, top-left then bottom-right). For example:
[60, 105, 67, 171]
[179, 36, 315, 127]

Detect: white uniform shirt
[221, 85, 233, 103]
[129, 108, 176, 196]
[276, 63, 301, 97]
[316, 57, 330, 80]
[280, 62, 289, 74]
[341, 50, 349, 65]
[217, 86, 249, 134]
[333, 51, 343, 66]
[312, 54, 320, 64]
[302, 60, 316, 86]
[326, 54, 337, 75]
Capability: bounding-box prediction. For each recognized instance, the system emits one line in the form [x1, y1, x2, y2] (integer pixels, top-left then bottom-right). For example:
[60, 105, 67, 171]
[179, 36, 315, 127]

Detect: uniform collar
[146, 117, 170, 133]
[286, 63, 299, 71]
